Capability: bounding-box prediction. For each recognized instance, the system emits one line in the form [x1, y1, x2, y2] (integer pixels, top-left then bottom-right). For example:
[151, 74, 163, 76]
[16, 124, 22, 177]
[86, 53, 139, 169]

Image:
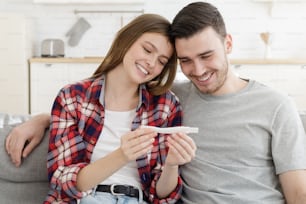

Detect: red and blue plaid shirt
[44, 75, 183, 203]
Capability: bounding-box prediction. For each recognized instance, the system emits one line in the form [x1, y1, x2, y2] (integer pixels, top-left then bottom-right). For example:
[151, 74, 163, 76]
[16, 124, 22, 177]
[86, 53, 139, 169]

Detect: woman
[44, 14, 196, 204]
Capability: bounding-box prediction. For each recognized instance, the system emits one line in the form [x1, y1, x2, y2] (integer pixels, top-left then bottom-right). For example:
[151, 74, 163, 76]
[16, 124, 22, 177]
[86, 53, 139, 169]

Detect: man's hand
[156, 132, 196, 198]
[166, 132, 197, 166]
[5, 113, 50, 167]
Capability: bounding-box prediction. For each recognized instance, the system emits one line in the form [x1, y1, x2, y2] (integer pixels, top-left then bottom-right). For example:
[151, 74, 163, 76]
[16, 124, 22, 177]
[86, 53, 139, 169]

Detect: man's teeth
[137, 65, 148, 75]
[198, 73, 211, 81]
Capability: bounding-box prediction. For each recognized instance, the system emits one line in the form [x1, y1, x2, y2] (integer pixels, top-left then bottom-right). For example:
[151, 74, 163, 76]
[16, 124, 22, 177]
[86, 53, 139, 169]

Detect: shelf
[29, 57, 103, 64]
[29, 57, 306, 65]
[230, 59, 306, 65]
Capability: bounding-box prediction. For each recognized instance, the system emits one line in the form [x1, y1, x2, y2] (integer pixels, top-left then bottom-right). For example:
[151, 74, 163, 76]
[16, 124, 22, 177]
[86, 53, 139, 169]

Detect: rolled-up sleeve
[47, 87, 90, 202]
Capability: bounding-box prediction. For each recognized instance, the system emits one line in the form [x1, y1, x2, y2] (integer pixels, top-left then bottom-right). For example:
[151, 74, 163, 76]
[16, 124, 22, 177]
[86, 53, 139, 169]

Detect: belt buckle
[110, 184, 125, 196]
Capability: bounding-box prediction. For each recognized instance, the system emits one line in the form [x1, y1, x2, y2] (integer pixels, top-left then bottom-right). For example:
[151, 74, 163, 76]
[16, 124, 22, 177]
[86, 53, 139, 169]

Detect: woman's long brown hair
[91, 14, 177, 96]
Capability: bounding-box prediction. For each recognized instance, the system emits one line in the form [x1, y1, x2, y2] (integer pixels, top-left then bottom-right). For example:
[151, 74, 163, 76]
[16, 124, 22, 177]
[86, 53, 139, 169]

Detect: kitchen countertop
[230, 58, 306, 65]
[29, 57, 104, 64]
[29, 57, 306, 65]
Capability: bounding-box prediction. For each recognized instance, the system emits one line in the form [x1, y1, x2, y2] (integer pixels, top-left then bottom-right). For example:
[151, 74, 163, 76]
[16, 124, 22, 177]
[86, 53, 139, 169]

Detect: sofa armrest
[0, 115, 50, 204]
[0, 124, 49, 182]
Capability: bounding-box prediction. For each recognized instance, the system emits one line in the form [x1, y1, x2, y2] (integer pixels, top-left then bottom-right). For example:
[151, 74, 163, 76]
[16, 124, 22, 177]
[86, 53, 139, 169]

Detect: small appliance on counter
[41, 39, 65, 57]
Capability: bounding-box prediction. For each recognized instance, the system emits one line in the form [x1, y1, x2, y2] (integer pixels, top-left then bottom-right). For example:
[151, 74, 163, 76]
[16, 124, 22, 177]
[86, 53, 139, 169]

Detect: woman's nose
[146, 55, 157, 68]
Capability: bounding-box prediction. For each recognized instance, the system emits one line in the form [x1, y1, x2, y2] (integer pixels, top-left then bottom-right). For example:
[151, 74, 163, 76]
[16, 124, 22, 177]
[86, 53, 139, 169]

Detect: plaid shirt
[44, 76, 183, 204]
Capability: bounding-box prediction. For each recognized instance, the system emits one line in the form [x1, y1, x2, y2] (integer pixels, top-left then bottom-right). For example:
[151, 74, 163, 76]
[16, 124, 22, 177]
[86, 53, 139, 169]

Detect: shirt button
[149, 194, 154, 201]
[141, 173, 148, 182]
[89, 138, 96, 144]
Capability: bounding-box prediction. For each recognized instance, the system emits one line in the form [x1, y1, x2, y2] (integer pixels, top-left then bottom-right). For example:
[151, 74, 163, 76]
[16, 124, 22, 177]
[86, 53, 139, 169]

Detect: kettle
[41, 39, 65, 57]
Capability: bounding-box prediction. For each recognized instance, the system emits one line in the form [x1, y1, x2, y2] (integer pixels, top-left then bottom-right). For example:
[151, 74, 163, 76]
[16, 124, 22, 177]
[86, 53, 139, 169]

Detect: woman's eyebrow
[144, 41, 171, 60]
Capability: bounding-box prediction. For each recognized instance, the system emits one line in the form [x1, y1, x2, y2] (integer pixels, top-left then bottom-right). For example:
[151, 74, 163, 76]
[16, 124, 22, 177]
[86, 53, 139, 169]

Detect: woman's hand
[120, 128, 157, 161]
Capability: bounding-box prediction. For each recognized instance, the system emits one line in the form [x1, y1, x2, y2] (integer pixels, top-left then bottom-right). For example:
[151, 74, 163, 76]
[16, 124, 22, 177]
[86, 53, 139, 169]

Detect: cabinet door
[67, 63, 98, 83]
[234, 64, 279, 88]
[275, 65, 306, 110]
[30, 62, 99, 114]
[30, 63, 69, 114]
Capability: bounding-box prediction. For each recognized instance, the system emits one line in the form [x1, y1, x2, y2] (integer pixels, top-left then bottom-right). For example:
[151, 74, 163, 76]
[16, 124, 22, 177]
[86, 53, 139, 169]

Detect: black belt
[96, 184, 139, 198]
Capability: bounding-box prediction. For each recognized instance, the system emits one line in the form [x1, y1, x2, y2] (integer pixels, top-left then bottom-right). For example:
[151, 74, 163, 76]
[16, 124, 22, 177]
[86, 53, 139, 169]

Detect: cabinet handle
[234, 64, 242, 69]
[45, 64, 53, 67]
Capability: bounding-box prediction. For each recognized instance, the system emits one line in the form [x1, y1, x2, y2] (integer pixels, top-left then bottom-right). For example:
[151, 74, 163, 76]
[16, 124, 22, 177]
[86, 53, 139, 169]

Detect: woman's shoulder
[56, 77, 103, 102]
[60, 77, 103, 92]
[157, 88, 180, 101]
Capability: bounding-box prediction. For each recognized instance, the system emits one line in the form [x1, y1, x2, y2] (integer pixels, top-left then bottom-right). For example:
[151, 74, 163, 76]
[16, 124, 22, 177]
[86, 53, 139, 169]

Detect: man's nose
[193, 60, 205, 75]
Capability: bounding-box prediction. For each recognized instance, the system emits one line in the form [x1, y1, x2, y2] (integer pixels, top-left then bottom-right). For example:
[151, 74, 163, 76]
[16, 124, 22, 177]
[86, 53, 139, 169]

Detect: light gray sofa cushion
[0, 180, 49, 204]
[0, 121, 49, 204]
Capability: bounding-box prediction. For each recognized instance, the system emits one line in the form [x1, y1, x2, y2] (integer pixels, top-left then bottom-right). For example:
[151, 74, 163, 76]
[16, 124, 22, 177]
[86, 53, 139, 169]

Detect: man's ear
[224, 34, 233, 54]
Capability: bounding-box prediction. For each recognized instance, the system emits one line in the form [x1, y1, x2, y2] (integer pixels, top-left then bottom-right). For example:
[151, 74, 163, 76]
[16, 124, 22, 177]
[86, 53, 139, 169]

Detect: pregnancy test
[141, 126, 199, 134]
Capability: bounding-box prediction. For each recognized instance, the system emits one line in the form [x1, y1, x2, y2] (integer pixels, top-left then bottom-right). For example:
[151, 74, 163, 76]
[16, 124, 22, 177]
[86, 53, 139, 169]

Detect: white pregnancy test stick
[141, 126, 199, 134]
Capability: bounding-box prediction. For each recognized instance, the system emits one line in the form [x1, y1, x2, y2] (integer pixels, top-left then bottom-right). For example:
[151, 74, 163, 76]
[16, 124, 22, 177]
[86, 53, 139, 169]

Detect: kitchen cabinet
[30, 62, 99, 114]
[0, 14, 31, 114]
[29, 59, 306, 114]
[234, 64, 306, 110]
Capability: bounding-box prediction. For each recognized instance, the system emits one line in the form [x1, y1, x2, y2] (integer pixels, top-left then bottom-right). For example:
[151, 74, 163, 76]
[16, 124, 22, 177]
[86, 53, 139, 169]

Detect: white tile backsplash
[1, 0, 306, 59]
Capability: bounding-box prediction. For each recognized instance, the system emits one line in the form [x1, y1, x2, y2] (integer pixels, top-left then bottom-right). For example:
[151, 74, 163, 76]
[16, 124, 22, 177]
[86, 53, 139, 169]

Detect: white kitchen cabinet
[233, 64, 306, 111]
[0, 14, 32, 114]
[30, 62, 99, 114]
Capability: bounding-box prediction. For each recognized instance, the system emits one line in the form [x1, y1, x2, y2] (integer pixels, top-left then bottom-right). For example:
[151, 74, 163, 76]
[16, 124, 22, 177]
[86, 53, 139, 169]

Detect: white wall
[1, 0, 306, 59]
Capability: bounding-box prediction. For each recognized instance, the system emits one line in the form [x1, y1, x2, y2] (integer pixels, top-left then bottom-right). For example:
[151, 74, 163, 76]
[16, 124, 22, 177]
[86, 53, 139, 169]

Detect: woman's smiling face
[123, 32, 173, 85]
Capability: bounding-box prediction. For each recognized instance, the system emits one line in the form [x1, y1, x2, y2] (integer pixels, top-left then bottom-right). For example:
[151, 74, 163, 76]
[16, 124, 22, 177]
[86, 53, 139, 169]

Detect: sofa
[1, 112, 306, 204]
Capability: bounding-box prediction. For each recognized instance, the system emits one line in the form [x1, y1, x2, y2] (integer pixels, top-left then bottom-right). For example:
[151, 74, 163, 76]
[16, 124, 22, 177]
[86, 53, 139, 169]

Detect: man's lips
[196, 72, 213, 82]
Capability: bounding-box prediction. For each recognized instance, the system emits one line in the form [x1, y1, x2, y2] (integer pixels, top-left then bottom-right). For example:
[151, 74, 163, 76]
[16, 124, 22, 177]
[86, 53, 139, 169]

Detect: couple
[5, 2, 306, 204]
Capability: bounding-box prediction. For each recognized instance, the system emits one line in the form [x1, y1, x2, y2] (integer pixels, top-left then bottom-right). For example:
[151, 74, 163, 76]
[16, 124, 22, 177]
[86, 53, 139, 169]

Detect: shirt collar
[138, 84, 150, 110]
[98, 75, 150, 109]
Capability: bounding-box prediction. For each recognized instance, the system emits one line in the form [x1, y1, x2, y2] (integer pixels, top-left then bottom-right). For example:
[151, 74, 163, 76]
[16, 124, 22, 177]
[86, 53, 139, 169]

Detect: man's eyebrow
[177, 56, 189, 60]
[178, 50, 214, 60]
[199, 50, 214, 56]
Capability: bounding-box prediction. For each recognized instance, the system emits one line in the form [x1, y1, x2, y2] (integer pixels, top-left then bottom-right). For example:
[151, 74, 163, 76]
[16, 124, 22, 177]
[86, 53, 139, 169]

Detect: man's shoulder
[250, 80, 299, 116]
[172, 80, 193, 95]
[251, 80, 291, 102]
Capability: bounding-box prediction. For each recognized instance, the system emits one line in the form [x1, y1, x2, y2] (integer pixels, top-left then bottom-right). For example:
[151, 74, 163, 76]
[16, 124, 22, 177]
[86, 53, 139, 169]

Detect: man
[5, 2, 306, 203]
[170, 2, 306, 204]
